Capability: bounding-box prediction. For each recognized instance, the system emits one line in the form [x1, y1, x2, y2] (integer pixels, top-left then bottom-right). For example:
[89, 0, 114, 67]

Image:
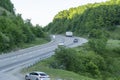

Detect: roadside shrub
[0, 32, 10, 52]
[53, 47, 78, 71]
[77, 51, 106, 78]
[52, 47, 106, 78]
[86, 61, 101, 77]
[88, 38, 107, 53]
[113, 47, 120, 53]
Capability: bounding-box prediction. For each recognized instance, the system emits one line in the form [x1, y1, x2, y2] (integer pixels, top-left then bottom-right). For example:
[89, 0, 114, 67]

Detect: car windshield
[39, 73, 47, 76]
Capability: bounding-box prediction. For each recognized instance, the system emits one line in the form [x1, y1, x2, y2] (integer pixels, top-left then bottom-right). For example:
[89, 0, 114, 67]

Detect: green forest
[0, 0, 48, 53]
[45, 0, 120, 40]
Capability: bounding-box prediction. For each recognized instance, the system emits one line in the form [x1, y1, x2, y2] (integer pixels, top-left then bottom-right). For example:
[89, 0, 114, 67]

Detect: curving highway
[0, 35, 88, 80]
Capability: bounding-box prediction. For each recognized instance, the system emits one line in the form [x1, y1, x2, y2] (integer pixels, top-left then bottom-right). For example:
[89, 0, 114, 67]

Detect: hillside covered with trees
[45, 0, 120, 39]
[0, 0, 48, 53]
[0, 0, 14, 13]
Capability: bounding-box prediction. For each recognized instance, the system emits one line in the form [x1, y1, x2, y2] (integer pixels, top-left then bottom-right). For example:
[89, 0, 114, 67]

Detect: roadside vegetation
[22, 38, 49, 49]
[22, 57, 96, 80]
[0, 0, 50, 54]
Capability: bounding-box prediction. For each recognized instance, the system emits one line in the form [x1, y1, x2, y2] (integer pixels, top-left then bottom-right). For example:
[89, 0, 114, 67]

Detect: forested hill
[0, 0, 46, 53]
[45, 0, 120, 38]
[0, 0, 14, 14]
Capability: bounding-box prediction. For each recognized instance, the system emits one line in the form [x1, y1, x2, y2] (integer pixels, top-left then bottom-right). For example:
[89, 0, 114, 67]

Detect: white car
[58, 42, 64, 46]
[25, 71, 50, 80]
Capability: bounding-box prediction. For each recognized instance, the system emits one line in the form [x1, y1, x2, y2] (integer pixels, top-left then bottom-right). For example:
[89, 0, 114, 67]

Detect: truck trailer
[65, 31, 73, 37]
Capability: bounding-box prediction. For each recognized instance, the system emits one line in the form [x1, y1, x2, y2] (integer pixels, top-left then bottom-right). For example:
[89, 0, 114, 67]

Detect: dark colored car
[73, 39, 78, 43]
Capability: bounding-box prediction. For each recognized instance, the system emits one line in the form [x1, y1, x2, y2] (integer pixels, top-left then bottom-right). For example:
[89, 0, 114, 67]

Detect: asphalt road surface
[0, 35, 88, 80]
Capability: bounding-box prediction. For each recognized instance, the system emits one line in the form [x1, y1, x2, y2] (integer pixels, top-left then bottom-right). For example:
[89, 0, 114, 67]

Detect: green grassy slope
[22, 59, 96, 80]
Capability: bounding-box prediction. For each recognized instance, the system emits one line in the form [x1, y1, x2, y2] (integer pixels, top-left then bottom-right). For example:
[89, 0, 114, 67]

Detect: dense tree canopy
[0, 0, 47, 53]
[0, 15, 46, 53]
[45, 0, 120, 38]
[0, 0, 14, 13]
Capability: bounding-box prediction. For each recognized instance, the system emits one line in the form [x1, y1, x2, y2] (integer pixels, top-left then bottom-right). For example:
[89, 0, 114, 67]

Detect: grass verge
[21, 38, 49, 48]
[22, 58, 96, 80]
[107, 40, 120, 49]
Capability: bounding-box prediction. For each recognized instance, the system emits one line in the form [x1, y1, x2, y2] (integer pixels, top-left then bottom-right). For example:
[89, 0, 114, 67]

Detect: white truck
[65, 31, 73, 37]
